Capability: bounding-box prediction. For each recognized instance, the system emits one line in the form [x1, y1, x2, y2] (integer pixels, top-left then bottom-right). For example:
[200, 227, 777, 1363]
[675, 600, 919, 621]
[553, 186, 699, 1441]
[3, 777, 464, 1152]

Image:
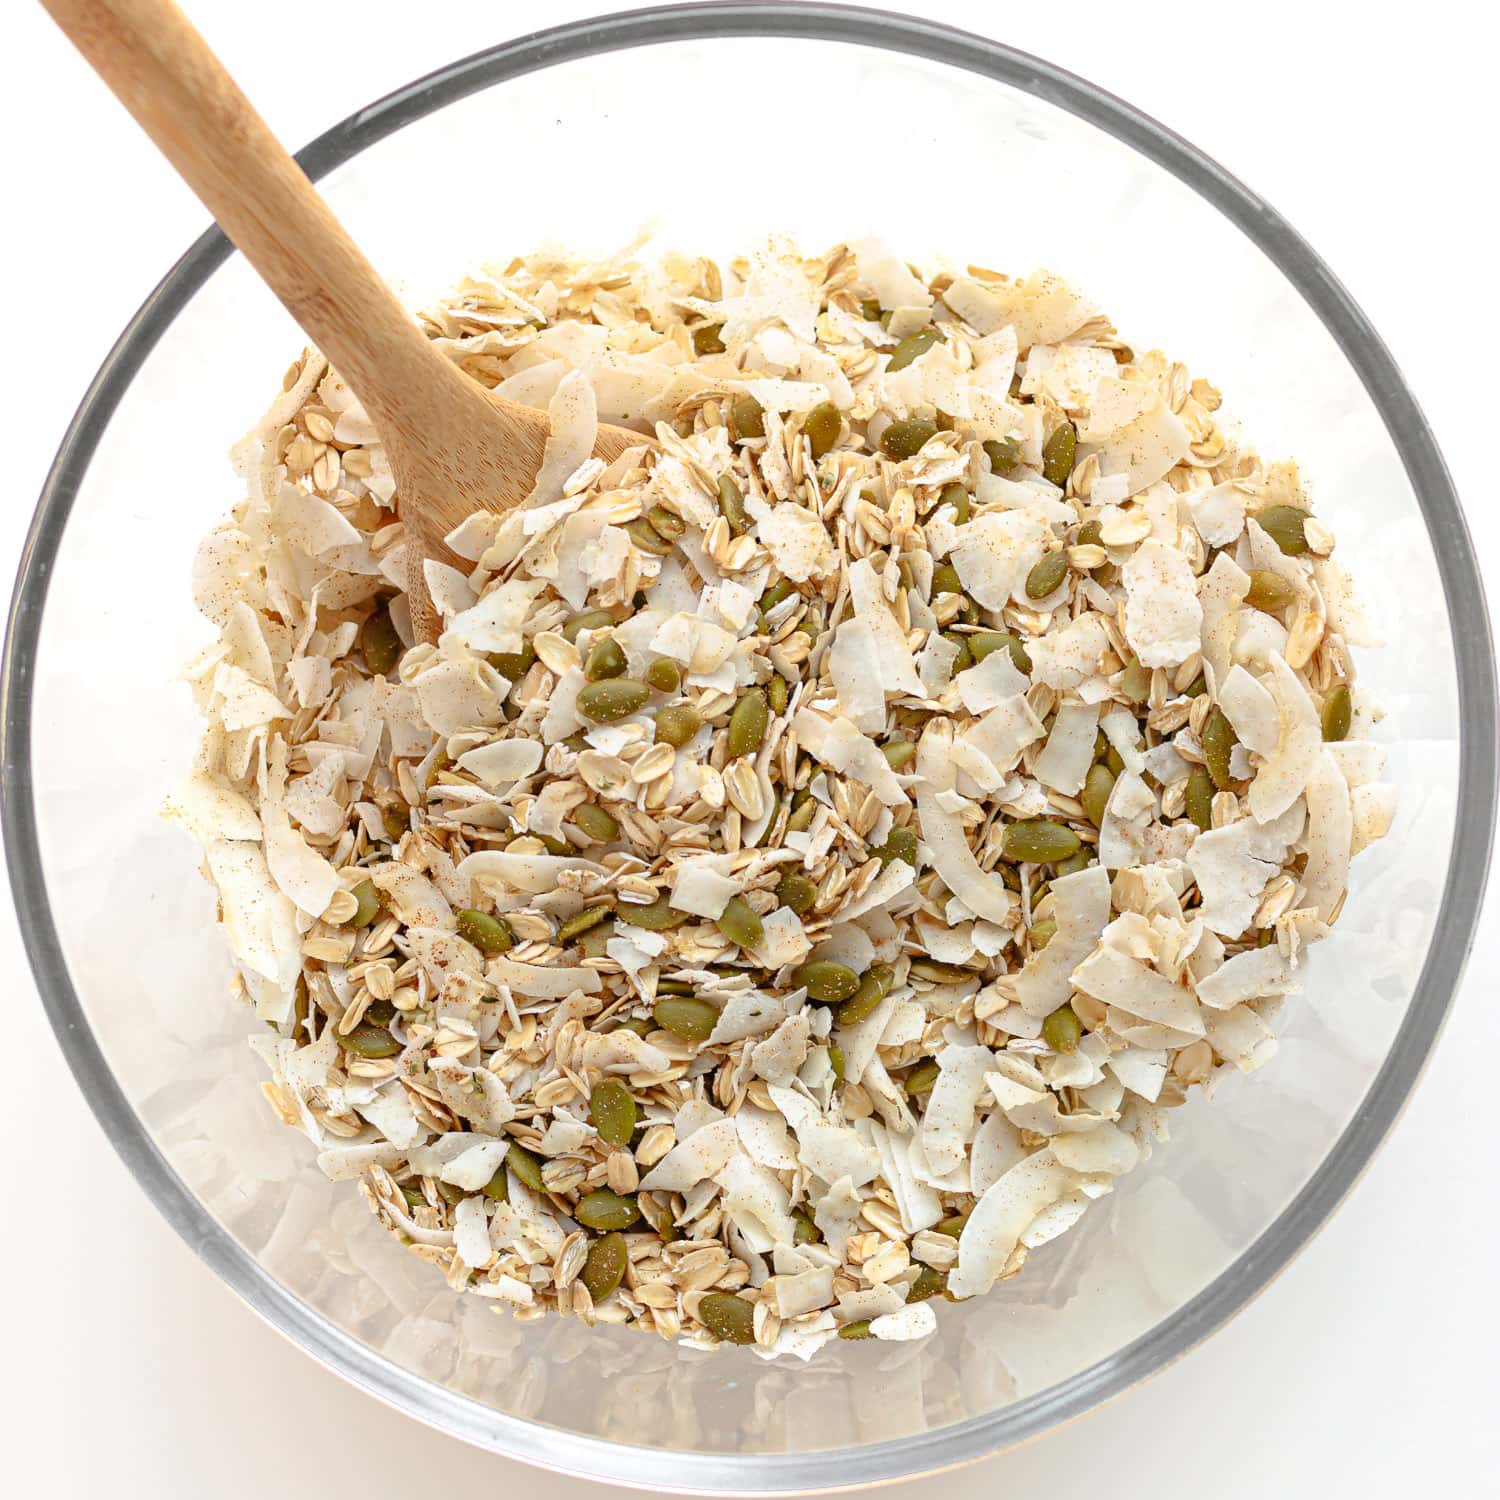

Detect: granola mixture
[170, 239, 1395, 1356]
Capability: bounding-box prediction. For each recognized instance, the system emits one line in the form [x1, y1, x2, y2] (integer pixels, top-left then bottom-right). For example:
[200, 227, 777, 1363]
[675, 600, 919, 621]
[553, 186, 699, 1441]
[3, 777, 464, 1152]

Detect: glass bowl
[4, 4, 1495, 1491]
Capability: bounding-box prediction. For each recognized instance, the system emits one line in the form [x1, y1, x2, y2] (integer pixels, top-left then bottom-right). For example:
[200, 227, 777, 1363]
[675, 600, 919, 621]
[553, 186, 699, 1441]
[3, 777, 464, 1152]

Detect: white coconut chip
[950, 511, 1052, 608]
[869, 1301, 937, 1342]
[1088, 396, 1192, 496]
[1186, 802, 1304, 937]
[794, 707, 909, 805]
[736, 1107, 800, 1172]
[1198, 550, 1252, 693]
[1301, 749, 1353, 922]
[455, 849, 604, 894]
[1248, 656, 1322, 823]
[949, 1147, 1078, 1299]
[707, 987, 798, 1046]
[1027, 613, 1109, 690]
[1032, 700, 1100, 795]
[1013, 864, 1111, 1016]
[1203, 1004, 1278, 1073]
[717, 1153, 798, 1253]
[919, 1044, 995, 1176]
[1123, 539, 1203, 669]
[668, 856, 742, 920]
[1196, 944, 1300, 1009]
[744, 493, 838, 580]
[1217, 664, 1280, 756]
[455, 738, 544, 788]
[1071, 944, 1206, 1036]
[852, 237, 934, 312]
[769, 1085, 880, 1187]
[1185, 482, 1246, 548]
[640, 1117, 741, 1192]
[954, 647, 1029, 713]
[916, 725, 1013, 925]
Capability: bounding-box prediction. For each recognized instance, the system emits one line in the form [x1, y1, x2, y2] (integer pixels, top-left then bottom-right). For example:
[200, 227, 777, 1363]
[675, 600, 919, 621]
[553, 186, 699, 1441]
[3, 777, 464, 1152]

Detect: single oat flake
[172, 236, 1391, 1356]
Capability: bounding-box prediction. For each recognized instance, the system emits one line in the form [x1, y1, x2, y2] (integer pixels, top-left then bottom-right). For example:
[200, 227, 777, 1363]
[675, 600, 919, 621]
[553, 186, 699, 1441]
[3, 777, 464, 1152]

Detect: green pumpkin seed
[344, 879, 379, 928]
[572, 803, 619, 844]
[787, 797, 817, 833]
[881, 417, 938, 460]
[767, 675, 789, 715]
[983, 437, 1020, 474]
[909, 1265, 945, 1302]
[717, 896, 764, 950]
[436, 1179, 466, 1208]
[1003, 819, 1081, 864]
[1077, 518, 1104, 549]
[488, 642, 536, 680]
[908, 959, 972, 984]
[578, 678, 651, 723]
[1042, 1003, 1082, 1054]
[937, 481, 970, 523]
[837, 964, 895, 1026]
[931, 563, 963, 596]
[970, 630, 1032, 673]
[344, 1023, 400, 1059]
[361, 608, 402, 676]
[882, 739, 916, 772]
[730, 395, 765, 440]
[1082, 763, 1116, 828]
[619, 895, 689, 932]
[759, 579, 796, 616]
[1246, 569, 1297, 612]
[557, 905, 611, 944]
[647, 505, 686, 542]
[575, 1188, 639, 1232]
[1029, 916, 1058, 950]
[692, 323, 726, 355]
[1322, 683, 1352, 742]
[886, 326, 944, 372]
[563, 607, 616, 642]
[1185, 765, 1214, 831]
[1041, 423, 1077, 486]
[838, 1319, 873, 1340]
[580, 1231, 628, 1303]
[1202, 708, 1238, 791]
[617, 1015, 656, 1037]
[699, 1291, 756, 1344]
[905, 1059, 940, 1095]
[1255, 505, 1311, 555]
[1025, 549, 1069, 600]
[503, 1144, 543, 1193]
[727, 688, 770, 757]
[644, 658, 681, 693]
[589, 1079, 637, 1148]
[381, 804, 409, 843]
[653, 996, 719, 1043]
[776, 871, 819, 915]
[585, 637, 627, 681]
[625, 517, 674, 556]
[872, 825, 919, 867]
[424, 749, 452, 790]
[536, 834, 571, 856]
[654, 704, 703, 748]
[793, 960, 861, 1004]
[792, 1207, 820, 1245]
[716, 472, 753, 535]
[1054, 850, 1093, 876]
[828, 1043, 846, 1082]
[1119, 659, 1151, 703]
[1103, 744, 1125, 777]
[935, 1212, 970, 1237]
[482, 1167, 509, 1202]
[804, 401, 842, 458]
[456, 908, 514, 955]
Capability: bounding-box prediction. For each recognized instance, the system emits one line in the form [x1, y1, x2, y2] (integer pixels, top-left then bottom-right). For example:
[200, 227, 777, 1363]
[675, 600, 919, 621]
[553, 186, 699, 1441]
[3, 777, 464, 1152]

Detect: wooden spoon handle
[38, 0, 489, 440]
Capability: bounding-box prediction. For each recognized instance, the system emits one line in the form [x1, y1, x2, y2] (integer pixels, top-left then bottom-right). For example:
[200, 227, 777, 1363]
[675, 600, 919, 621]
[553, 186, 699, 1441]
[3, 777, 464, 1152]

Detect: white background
[2, 0, 1495, 1492]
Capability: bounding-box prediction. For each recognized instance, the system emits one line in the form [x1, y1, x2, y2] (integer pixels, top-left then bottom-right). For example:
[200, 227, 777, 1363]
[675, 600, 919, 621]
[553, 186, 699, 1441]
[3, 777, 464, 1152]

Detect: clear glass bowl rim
[3, 3, 1495, 1491]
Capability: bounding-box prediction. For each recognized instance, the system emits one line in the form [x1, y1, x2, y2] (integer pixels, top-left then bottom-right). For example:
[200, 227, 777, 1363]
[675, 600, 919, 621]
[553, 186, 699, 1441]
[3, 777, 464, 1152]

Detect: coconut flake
[1071, 944, 1206, 1036]
[1301, 749, 1353, 921]
[1196, 944, 1300, 1009]
[950, 511, 1051, 608]
[1027, 614, 1108, 690]
[1032, 701, 1100, 795]
[950, 1148, 1077, 1299]
[1217, 665, 1280, 756]
[916, 724, 1013, 925]
[640, 1118, 741, 1191]
[1123, 539, 1203, 669]
[954, 648, 1029, 713]
[919, 1045, 995, 1176]
[1248, 656, 1322, 823]
[1014, 864, 1111, 1016]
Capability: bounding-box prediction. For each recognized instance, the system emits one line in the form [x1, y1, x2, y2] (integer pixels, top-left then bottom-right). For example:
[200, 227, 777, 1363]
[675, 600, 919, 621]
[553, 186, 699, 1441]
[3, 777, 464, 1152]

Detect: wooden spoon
[41, 0, 650, 640]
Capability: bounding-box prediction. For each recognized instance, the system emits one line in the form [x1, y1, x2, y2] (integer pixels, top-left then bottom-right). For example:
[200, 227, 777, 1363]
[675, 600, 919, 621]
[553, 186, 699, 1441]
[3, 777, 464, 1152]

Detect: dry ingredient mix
[170, 238, 1394, 1357]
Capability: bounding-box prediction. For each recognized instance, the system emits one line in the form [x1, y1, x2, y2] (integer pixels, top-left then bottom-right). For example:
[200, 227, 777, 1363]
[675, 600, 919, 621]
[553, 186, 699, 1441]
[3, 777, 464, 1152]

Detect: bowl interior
[8, 17, 1483, 1492]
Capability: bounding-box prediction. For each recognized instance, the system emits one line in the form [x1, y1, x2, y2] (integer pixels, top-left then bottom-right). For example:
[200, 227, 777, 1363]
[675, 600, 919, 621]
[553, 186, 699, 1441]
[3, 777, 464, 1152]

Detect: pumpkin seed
[909, 1265, 945, 1301]
[580, 1231, 628, 1303]
[557, 905, 611, 943]
[619, 895, 689, 932]
[776, 871, 819, 915]
[1042, 1003, 1082, 1053]
[792, 960, 861, 1004]
[572, 803, 619, 844]
[983, 437, 1020, 473]
[727, 688, 770, 757]
[645, 658, 681, 693]
[930, 563, 963, 595]
[456, 908, 514, 955]
[1029, 916, 1058, 949]
[730, 395, 765, 440]
[1082, 763, 1116, 827]
[716, 896, 764, 950]
[1322, 683, 1352, 742]
[1003, 819, 1081, 863]
[717, 474, 751, 535]
[344, 1023, 400, 1059]
[345, 880, 379, 928]
[1202, 708, 1237, 791]
[575, 1189, 639, 1232]
[904, 1059, 940, 1095]
[584, 637, 627, 681]
[838, 1319, 874, 1340]
[937, 481, 970, 523]
[506, 1143, 544, 1193]
[935, 1212, 970, 1237]
[361, 607, 402, 676]
[1246, 569, 1297, 612]
[887, 326, 944, 371]
[804, 401, 841, 458]
[1185, 765, 1214, 831]
[654, 703, 702, 747]
[872, 825, 918, 866]
[1256, 505, 1311, 555]
[653, 995, 718, 1042]
[971, 630, 1031, 673]
[880, 417, 938, 460]
[698, 1292, 756, 1344]
[578, 678, 651, 723]
[1025, 549, 1068, 600]
[882, 739, 916, 772]
[837, 964, 894, 1026]
[1041, 422, 1077, 486]
[692, 323, 726, 355]
[563, 607, 616, 642]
